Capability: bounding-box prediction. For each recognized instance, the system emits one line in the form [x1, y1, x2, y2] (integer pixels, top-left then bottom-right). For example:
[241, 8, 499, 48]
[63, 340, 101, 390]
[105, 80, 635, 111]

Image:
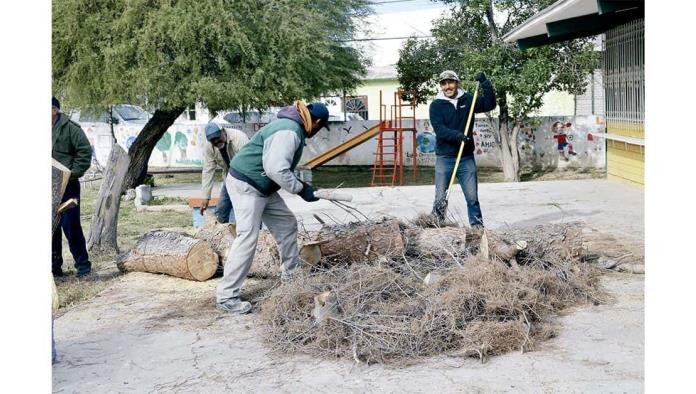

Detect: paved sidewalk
[56, 179, 644, 393]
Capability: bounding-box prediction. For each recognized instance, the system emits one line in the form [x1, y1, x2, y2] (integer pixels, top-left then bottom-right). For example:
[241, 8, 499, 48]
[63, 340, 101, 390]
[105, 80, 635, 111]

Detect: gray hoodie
[261, 106, 306, 194]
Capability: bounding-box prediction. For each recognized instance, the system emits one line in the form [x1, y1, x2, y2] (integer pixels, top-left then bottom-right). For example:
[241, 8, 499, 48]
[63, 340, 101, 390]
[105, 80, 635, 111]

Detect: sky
[355, 0, 450, 68]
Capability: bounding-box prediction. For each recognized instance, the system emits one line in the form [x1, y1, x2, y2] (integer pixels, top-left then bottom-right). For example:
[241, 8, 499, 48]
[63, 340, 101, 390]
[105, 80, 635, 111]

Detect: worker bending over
[216, 101, 329, 314]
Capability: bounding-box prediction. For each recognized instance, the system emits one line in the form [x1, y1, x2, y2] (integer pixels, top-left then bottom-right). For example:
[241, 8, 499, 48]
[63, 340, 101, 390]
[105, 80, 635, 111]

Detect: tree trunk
[87, 144, 130, 256]
[497, 122, 521, 182]
[491, 92, 520, 182]
[52, 159, 71, 233]
[194, 216, 282, 278]
[123, 108, 184, 190]
[117, 230, 219, 281]
[403, 227, 478, 259]
[318, 219, 405, 263]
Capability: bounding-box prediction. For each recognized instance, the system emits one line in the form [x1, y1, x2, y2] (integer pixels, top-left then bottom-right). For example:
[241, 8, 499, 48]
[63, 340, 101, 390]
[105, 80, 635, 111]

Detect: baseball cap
[52, 96, 60, 110]
[438, 70, 460, 83]
[204, 122, 222, 141]
[307, 102, 330, 131]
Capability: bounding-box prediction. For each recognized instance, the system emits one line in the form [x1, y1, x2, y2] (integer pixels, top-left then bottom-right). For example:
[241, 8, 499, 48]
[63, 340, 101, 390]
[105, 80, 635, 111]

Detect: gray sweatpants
[216, 175, 300, 303]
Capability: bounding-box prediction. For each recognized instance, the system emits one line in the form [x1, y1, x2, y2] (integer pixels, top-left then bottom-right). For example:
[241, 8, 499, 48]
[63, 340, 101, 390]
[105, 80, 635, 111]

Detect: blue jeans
[52, 179, 91, 275]
[215, 182, 236, 224]
[432, 155, 483, 226]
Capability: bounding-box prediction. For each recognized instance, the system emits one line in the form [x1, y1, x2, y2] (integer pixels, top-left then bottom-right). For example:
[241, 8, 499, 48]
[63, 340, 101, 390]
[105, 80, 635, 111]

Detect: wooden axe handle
[57, 198, 78, 214]
[314, 190, 353, 202]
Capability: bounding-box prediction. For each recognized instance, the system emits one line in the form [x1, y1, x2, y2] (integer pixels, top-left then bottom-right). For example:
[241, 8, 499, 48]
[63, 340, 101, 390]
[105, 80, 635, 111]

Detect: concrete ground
[54, 179, 644, 393]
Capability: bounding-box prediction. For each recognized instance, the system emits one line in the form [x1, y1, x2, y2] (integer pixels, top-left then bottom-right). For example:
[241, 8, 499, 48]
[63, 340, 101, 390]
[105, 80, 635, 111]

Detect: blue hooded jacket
[429, 79, 496, 157]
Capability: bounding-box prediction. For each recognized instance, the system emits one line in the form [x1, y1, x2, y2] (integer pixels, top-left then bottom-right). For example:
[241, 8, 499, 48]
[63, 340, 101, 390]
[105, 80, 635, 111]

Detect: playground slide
[300, 123, 382, 169]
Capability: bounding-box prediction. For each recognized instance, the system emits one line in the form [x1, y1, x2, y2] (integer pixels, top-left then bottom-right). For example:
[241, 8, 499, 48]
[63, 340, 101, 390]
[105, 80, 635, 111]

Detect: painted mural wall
[81, 115, 606, 172]
[300, 115, 606, 169]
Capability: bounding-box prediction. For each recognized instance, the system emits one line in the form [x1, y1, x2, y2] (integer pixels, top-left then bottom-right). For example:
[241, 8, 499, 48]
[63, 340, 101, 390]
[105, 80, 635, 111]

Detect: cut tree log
[195, 213, 236, 264]
[52, 159, 71, 233]
[87, 144, 130, 255]
[193, 214, 282, 278]
[405, 227, 475, 259]
[117, 230, 219, 281]
[318, 219, 405, 263]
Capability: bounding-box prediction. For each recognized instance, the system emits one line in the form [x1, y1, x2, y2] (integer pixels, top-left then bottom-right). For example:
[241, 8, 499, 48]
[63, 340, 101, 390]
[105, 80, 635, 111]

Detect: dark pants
[52, 179, 91, 275]
[432, 155, 483, 226]
[215, 182, 236, 224]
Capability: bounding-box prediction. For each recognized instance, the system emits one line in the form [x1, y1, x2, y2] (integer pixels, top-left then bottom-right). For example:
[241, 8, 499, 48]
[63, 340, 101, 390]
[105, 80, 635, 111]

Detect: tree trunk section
[404, 227, 477, 259]
[318, 219, 405, 263]
[52, 159, 71, 233]
[123, 108, 184, 190]
[194, 216, 282, 278]
[87, 144, 130, 255]
[117, 230, 219, 281]
[195, 221, 236, 264]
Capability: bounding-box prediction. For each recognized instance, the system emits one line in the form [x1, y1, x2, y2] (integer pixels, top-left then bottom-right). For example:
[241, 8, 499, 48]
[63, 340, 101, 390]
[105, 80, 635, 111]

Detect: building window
[344, 96, 368, 120]
[186, 107, 196, 121]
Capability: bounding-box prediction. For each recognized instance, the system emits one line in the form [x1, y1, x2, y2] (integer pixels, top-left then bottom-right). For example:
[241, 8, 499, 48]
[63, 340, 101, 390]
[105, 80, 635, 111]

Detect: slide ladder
[370, 90, 419, 186]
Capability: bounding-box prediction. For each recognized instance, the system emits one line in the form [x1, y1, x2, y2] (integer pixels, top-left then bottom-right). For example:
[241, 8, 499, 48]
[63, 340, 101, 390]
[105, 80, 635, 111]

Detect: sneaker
[217, 299, 252, 314]
[76, 269, 92, 278]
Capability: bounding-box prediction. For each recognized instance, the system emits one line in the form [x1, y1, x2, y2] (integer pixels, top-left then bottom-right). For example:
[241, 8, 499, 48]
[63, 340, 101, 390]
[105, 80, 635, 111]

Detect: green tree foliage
[397, 0, 599, 181]
[53, 0, 371, 187]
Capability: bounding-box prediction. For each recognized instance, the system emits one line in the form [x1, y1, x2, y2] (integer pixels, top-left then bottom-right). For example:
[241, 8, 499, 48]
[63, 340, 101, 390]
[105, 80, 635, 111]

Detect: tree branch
[485, 2, 500, 42]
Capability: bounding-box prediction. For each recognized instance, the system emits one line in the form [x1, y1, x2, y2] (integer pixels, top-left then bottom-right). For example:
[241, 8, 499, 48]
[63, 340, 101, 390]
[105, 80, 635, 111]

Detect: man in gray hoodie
[216, 101, 329, 314]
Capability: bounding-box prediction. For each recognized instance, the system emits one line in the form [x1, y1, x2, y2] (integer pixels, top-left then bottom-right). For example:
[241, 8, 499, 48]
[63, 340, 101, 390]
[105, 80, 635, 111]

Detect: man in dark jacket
[215, 101, 329, 314]
[430, 70, 496, 227]
[52, 97, 93, 277]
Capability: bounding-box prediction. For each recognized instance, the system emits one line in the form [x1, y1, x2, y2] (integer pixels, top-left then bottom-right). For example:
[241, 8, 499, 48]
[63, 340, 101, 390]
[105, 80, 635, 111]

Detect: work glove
[200, 198, 210, 214]
[474, 72, 487, 83]
[299, 182, 319, 202]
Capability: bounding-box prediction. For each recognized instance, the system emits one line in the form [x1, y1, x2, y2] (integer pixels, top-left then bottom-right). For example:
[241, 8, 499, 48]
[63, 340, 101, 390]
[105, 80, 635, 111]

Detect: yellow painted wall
[354, 79, 431, 120]
[607, 121, 644, 139]
[355, 80, 575, 120]
[605, 121, 645, 186]
[607, 140, 644, 186]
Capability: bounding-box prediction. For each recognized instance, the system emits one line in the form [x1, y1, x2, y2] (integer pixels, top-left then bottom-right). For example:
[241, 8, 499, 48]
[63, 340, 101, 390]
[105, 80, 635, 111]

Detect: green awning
[503, 0, 644, 50]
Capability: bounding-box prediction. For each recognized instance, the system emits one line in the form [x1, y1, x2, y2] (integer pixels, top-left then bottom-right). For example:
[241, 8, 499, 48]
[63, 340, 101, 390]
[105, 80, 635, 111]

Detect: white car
[71, 104, 151, 127]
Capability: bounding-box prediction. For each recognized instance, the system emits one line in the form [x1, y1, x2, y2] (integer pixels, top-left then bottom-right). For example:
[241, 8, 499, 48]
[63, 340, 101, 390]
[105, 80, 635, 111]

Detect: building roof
[365, 64, 398, 80]
[503, 0, 643, 49]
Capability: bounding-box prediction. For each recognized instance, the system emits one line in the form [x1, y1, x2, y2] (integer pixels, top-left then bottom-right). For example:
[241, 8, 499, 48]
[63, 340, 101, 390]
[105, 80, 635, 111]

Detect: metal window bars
[603, 18, 644, 138]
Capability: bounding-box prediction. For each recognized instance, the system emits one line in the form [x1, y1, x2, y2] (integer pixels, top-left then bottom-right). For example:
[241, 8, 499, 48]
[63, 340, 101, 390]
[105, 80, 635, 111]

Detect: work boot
[217, 299, 252, 314]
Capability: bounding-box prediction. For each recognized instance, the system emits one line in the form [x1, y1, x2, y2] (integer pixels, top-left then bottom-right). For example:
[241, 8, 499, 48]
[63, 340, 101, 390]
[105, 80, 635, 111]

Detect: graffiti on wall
[472, 119, 498, 155]
[83, 123, 209, 168]
[410, 116, 605, 169]
[82, 116, 606, 172]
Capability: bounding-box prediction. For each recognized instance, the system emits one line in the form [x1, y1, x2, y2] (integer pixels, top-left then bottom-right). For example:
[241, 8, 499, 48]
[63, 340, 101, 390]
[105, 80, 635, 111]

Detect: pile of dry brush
[259, 218, 641, 364]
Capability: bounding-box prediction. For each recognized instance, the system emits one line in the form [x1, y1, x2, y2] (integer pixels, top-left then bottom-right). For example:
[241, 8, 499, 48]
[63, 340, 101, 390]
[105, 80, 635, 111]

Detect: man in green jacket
[216, 101, 328, 314]
[52, 97, 93, 277]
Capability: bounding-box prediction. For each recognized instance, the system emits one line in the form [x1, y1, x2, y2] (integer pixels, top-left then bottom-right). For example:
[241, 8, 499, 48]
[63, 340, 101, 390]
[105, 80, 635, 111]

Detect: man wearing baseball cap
[216, 101, 329, 314]
[430, 70, 496, 228]
[200, 122, 249, 225]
